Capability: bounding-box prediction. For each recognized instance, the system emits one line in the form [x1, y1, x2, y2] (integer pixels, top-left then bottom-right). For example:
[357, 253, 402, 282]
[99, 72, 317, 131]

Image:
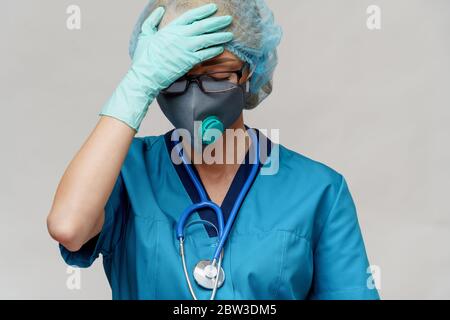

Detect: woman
[47, 0, 380, 300]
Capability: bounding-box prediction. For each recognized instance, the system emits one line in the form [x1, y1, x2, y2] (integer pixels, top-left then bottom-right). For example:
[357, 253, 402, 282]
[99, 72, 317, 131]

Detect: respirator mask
[157, 65, 250, 147]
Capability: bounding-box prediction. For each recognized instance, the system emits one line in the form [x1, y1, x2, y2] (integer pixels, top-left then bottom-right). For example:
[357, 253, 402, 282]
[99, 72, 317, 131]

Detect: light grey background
[1, 0, 449, 299]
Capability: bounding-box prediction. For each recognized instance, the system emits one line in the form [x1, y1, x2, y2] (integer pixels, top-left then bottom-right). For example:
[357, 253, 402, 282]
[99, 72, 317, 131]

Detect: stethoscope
[174, 128, 260, 300]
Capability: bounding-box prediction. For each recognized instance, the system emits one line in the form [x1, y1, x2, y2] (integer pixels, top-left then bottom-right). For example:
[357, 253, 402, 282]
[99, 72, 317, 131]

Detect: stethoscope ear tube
[179, 238, 199, 300]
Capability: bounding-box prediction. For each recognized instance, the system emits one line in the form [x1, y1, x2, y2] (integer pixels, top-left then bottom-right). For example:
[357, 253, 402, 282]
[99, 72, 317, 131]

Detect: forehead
[188, 51, 244, 74]
[196, 52, 244, 73]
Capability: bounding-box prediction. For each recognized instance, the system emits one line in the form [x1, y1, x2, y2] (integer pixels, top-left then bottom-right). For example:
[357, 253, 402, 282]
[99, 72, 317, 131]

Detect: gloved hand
[100, 4, 234, 131]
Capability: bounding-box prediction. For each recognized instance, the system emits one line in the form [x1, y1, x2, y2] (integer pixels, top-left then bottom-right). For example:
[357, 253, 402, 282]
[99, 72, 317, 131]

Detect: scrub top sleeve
[59, 173, 128, 268]
[308, 176, 380, 300]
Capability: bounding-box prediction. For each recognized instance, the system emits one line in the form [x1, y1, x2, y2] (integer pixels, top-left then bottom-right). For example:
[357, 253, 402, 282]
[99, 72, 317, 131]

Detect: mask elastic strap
[245, 63, 255, 93]
[245, 81, 250, 93]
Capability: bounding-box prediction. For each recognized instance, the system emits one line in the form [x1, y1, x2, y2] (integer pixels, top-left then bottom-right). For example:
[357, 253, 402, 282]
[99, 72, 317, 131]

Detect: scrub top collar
[164, 128, 272, 238]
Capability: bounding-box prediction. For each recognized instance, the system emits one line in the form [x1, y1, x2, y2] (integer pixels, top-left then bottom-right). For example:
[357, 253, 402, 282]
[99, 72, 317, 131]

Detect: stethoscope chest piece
[194, 260, 225, 289]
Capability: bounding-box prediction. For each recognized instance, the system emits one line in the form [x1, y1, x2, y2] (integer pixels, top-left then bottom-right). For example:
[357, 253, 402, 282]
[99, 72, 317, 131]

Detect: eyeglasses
[161, 65, 247, 95]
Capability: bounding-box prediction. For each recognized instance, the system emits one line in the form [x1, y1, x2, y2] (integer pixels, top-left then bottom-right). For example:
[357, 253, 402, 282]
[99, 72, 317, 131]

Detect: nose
[186, 77, 209, 94]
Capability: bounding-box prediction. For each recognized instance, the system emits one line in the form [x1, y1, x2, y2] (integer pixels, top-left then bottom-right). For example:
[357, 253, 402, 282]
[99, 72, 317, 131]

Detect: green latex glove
[100, 4, 233, 131]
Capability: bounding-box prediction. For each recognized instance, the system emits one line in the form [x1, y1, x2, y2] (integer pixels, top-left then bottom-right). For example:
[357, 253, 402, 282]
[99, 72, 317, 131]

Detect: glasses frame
[161, 64, 248, 95]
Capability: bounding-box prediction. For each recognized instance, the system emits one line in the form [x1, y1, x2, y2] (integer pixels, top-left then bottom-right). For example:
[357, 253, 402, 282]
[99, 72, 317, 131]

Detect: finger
[170, 3, 218, 26]
[141, 7, 165, 36]
[184, 15, 233, 36]
[187, 32, 234, 51]
[195, 46, 225, 62]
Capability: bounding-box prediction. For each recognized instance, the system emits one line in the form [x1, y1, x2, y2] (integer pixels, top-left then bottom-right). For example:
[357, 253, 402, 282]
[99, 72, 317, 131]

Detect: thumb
[140, 7, 165, 36]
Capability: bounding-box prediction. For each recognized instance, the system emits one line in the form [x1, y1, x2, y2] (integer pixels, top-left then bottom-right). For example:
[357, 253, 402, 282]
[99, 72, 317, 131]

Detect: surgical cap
[129, 0, 283, 109]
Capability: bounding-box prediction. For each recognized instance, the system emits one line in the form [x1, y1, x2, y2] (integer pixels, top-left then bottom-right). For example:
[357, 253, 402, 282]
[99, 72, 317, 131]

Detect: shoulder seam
[312, 173, 345, 255]
[134, 135, 163, 152]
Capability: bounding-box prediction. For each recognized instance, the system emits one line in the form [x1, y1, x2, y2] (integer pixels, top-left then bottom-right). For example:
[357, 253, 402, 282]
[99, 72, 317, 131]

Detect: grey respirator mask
[156, 68, 249, 146]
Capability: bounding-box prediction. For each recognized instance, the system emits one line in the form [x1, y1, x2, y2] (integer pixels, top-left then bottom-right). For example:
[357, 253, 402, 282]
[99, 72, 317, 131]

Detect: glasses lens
[163, 80, 187, 94]
[200, 75, 238, 93]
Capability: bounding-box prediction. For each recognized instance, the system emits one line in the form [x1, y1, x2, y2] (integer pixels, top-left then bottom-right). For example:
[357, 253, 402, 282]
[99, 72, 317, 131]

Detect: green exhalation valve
[200, 116, 224, 145]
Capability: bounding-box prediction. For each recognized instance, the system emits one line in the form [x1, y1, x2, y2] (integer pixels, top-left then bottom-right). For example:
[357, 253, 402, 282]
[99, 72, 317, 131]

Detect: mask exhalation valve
[200, 116, 225, 145]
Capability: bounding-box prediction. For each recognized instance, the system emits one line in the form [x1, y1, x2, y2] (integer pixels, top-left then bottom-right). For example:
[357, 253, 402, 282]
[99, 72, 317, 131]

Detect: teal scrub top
[59, 130, 380, 300]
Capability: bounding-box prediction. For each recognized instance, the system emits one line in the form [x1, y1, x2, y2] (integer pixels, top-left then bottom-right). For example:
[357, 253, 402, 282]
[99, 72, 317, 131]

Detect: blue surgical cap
[129, 0, 283, 109]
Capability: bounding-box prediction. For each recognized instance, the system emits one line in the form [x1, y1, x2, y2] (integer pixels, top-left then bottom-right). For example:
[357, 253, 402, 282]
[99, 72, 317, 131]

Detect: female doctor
[47, 0, 380, 300]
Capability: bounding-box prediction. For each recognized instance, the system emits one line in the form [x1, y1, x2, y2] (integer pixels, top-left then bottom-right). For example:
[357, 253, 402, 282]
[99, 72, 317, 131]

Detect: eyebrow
[200, 57, 241, 67]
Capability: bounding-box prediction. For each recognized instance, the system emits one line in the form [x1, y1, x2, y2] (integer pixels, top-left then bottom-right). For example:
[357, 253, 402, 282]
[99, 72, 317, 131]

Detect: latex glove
[100, 4, 233, 131]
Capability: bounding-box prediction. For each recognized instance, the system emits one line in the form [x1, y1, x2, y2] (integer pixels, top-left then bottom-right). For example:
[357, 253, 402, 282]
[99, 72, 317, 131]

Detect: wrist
[99, 75, 157, 132]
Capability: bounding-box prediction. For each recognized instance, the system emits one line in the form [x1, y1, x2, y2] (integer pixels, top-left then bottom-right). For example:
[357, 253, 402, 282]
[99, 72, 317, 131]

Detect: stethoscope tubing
[176, 201, 224, 239]
[179, 220, 224, 300]
[174, 128, 260, 261]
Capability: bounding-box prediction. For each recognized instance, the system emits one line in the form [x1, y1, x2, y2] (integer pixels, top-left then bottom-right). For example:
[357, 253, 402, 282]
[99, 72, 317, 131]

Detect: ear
[239, 63, 252, 85]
